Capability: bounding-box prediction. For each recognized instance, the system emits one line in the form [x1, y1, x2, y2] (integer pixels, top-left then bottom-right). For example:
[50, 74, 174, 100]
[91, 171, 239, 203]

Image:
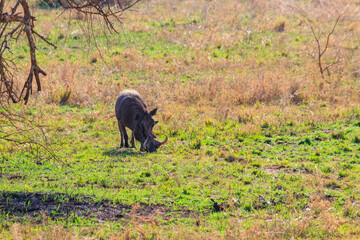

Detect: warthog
[115, 89, 167, 152]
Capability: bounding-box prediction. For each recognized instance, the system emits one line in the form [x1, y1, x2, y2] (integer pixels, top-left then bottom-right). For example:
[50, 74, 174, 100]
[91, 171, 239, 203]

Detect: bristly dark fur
[115, 89, 166, 152]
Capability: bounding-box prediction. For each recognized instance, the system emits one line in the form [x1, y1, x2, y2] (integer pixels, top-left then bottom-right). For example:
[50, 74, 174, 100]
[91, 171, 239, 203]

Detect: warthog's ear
[154, 121, 159, 125]
[150, 108, 158, 116]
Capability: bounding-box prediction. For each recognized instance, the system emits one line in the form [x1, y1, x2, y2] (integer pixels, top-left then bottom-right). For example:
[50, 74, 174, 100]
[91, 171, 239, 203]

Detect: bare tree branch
[306, 15, 341, 79]
[1, 0, 140, 104]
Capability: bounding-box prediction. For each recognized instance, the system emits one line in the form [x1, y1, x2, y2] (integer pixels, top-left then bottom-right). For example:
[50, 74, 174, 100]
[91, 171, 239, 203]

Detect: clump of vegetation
[299, 138, 312, 145]
[331, 131, 346, 140]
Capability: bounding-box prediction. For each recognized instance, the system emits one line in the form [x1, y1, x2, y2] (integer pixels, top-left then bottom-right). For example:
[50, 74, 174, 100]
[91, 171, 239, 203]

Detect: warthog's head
[143, 135, 168, 153]
[134, 108, 168, 152]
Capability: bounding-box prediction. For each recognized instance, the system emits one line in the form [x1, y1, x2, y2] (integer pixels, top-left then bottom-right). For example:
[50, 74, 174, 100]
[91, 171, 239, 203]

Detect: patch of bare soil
[264, 165, 313, 175]
[264, 165, 287, 174]
[0, 192, 200, 222]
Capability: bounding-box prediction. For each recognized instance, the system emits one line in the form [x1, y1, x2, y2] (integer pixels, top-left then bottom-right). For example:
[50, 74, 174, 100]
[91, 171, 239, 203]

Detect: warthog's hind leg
[118, 122, 128, 148]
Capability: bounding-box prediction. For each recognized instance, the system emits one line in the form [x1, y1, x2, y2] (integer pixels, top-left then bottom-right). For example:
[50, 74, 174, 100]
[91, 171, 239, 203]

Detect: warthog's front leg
[140, 142, 146, 152]
[130, 131, 135, 148]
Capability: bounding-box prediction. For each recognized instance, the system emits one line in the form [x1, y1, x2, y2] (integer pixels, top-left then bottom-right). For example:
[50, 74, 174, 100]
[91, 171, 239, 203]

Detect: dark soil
[0, 191, 201, 223]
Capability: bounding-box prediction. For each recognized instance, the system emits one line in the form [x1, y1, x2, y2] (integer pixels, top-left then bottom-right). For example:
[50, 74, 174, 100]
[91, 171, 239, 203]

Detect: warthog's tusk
[160, 135, 168, 146]
[144, 138, 148, 150]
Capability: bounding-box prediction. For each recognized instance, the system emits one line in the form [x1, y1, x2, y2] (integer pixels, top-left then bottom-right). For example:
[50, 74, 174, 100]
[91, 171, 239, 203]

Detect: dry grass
[21, 0, 358, 114]
[13, 0, 357, 144]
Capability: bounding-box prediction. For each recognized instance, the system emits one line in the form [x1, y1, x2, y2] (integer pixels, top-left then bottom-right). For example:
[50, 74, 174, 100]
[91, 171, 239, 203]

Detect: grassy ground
[1, 0, 360, 239]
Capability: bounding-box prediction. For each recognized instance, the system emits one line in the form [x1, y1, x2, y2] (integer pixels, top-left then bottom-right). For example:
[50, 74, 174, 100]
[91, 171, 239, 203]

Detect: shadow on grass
[0, 191, 201, 222]
[0, 191, 129, 221]
[103, 148, 144, 157]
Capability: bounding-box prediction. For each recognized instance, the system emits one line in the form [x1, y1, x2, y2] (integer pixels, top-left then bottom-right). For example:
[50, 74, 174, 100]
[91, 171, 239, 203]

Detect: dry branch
[307, 15, 341, 79]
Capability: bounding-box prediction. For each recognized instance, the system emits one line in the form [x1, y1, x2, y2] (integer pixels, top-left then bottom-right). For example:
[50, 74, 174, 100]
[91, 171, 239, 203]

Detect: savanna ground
[1, 0, 360, 239]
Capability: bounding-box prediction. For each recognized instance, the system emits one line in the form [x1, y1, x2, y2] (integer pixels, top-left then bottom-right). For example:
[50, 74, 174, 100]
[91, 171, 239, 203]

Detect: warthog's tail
[106, 114, 116, 120]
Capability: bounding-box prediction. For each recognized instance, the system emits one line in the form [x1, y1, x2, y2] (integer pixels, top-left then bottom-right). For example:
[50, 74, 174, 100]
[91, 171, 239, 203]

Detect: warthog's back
[115, 90, 147, 130]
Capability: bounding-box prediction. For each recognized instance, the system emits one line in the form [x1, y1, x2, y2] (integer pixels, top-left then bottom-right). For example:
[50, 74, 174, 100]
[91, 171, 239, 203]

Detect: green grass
[1, 104, 360, 238]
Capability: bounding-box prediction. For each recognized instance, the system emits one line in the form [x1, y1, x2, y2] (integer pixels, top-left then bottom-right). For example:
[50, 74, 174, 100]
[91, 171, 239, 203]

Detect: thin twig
[32, 30, 57, 49]
[305, 15, 341, 79]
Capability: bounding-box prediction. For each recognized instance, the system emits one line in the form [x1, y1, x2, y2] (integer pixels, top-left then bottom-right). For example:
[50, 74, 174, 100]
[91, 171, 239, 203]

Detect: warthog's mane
[118, 89, 140, 97]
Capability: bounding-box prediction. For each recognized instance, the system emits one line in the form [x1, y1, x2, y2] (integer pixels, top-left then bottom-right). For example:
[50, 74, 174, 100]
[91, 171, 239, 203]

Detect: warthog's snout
[143, 135, 168, 152]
